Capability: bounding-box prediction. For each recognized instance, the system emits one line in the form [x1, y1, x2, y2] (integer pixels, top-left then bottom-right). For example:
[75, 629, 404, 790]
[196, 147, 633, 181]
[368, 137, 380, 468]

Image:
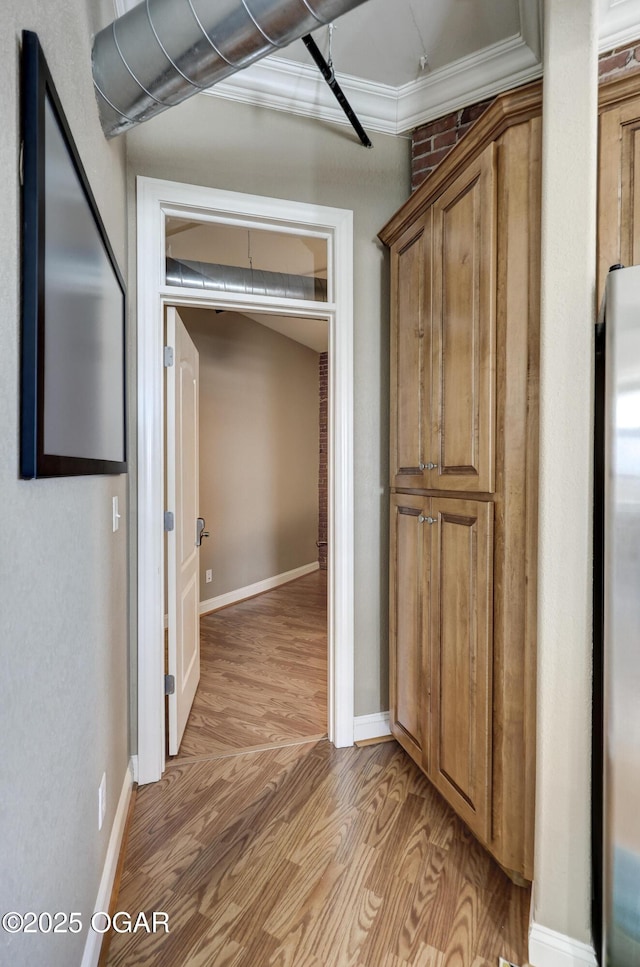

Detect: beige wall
[127, 93, 410, 716]
[0, 3, 129, 965]
[180, 307, 320, 600]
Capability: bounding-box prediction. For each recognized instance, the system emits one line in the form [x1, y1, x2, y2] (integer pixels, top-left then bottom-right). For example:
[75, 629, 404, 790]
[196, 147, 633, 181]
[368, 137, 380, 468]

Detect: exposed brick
[411, 165, 437, 191]
[433, 129, 458, 150]
[460, 98, 493, 126]
[412, 136, 434, 157]
[410, 96, 494, 190]
[413, 112, 458, 143]
[599, 48, 633, 76]
[423, 145, 454, 167]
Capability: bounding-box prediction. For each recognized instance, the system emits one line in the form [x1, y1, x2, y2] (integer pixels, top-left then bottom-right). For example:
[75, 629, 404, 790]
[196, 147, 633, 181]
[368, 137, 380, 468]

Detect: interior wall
[0, 3, 129, 965]
[126, 93, 410, 716]
[179, 307, 320, 602]
[533, 0, 597, 954]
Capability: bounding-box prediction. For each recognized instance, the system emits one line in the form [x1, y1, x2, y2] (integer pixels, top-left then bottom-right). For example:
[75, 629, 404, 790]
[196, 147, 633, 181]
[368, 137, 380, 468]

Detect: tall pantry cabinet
[379, 83, 542, 883]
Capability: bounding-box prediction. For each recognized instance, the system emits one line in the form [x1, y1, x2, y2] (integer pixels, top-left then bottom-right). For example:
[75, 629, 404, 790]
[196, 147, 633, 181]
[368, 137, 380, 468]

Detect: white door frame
[135, 175, 355, 785]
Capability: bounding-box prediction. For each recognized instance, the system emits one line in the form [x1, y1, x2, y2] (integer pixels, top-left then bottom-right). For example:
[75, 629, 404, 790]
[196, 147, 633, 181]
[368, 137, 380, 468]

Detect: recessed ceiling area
[112, 0, 640, 135]
[271, 0, 521, 87]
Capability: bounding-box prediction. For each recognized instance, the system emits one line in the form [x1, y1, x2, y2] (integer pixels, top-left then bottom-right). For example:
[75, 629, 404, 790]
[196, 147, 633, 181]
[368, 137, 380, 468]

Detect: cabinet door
[389, 493, 429, 769]
[430, 144, 496, 493]
[598, 94, 640, 303]
[429, 497, 493, 842]
[390, 215, 432, 489]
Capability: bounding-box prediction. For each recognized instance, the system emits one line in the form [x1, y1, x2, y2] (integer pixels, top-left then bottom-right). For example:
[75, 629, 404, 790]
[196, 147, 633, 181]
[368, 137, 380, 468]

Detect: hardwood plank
[175, 571, 327, 760]
[105, 740, 530, 967]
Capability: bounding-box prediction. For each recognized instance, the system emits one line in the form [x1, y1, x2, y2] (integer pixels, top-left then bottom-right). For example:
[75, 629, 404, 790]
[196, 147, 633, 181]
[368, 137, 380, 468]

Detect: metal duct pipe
[166, 256, 328, 301]
[92, 0, 370, 138]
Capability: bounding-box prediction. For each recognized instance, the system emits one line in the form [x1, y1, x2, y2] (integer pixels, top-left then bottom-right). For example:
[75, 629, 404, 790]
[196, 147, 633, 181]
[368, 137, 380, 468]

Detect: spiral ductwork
[92, 0, 370, 138]
[166, 256, 328, 301]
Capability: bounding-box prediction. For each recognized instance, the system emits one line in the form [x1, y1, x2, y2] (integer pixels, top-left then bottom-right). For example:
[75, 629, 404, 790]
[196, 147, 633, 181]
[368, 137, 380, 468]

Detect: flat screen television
[20, 30, 127, 478]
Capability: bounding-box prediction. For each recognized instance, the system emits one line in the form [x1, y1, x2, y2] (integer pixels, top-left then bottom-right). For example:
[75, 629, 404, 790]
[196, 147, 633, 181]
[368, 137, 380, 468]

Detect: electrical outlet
[98, 773, 106, 831]
[205, 569, 212, 584]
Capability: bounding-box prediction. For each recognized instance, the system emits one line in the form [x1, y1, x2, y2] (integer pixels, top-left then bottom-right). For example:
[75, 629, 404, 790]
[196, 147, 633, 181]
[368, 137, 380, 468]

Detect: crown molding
[203, 56, 402, 135]
[598, 0, 640, 53]
[206, 34, 542, 137]
[520, 0, 543, 60]
[395, 34, 541, 133]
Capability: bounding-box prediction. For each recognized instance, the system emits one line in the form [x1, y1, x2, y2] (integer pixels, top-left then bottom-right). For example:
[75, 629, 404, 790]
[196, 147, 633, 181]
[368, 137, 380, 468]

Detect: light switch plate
[112, 496, 121, 532]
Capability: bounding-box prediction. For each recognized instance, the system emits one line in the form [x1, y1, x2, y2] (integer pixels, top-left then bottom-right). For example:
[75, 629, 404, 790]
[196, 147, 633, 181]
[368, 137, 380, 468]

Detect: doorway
[136, 177, 355, 784]
[166, 302, 329, 759]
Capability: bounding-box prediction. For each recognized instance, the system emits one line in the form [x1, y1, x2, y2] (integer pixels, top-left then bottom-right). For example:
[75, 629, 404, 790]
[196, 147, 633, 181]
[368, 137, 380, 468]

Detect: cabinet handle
[418, 515, 437, 525]
[419, 462, 438, 471]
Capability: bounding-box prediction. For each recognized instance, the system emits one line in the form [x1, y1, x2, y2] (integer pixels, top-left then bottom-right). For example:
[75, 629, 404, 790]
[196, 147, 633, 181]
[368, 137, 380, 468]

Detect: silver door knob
[419, 462, 438, 471]
[418, 515, 437, 524]
[196, 517, 209, 546]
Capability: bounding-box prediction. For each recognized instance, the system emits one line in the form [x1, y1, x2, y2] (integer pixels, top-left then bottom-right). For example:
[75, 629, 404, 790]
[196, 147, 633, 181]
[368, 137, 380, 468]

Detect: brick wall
[411, 40, 640, 192]
[599, 41, 640, 83]
[318, 352, 328, 570]
[411, 98, 493, 191]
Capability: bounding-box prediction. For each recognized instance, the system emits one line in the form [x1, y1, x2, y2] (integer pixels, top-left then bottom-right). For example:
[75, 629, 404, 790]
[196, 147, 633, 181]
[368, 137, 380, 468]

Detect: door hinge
[19, 141, 24, 187]
[163, 346, 174, 367]
[164, 674, 175, 696]
[164, 511, 174, 532]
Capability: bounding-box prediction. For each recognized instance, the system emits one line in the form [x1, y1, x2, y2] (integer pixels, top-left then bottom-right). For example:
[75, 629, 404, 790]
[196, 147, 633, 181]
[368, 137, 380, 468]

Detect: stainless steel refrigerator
[594, 264, 640, 966]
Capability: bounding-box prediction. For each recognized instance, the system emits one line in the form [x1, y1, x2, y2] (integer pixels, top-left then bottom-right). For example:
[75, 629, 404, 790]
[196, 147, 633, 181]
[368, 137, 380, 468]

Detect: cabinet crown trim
[379, 80, 542, 247]
[599, 70, 640, 111]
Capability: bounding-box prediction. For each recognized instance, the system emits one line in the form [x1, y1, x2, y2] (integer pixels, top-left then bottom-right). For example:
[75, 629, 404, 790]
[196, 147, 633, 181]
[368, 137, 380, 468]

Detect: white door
[166, 306, 201, 755]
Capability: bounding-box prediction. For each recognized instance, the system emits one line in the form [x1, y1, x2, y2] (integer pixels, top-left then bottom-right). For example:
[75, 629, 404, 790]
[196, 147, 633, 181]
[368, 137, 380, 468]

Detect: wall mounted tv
[20, 30, 127, 478]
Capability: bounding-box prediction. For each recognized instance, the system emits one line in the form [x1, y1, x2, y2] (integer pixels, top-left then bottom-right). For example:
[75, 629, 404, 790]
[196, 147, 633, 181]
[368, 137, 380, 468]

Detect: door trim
[135, 176, 355, 784]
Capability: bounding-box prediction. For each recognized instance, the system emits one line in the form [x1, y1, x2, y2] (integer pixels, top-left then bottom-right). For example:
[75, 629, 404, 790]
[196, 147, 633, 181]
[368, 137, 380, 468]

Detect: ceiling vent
[92, 0, 370, 138]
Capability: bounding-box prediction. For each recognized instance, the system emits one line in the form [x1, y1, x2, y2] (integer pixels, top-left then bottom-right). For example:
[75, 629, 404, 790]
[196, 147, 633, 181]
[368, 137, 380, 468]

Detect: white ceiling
[113, 0, 640, 137]
[240, 310, 328, 353]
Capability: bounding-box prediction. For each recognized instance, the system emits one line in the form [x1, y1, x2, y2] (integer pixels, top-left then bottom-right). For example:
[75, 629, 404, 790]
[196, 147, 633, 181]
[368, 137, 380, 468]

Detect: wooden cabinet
[391, 144, 496, 494]
[381, 83, 542, 883]
[431, 145, 496, 494]
[429, 496, 493, 843]
[389, 493, 427, 766]
[598, 77, 640, 302]
[390, 494, 493, 843]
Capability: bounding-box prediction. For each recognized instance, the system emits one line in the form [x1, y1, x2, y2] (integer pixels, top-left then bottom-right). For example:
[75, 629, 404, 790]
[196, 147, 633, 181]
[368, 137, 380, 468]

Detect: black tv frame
[20, 30, 127, 479]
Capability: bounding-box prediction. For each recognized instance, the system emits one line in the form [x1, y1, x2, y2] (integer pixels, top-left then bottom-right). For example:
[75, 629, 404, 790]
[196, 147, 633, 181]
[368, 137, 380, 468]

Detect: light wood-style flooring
[174, 571, 328, 761]
[105, 739, 530, 967]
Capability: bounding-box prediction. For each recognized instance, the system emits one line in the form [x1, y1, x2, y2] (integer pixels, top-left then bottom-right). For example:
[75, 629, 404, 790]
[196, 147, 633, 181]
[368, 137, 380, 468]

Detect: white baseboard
[80, 760, 134, 967]
[529, 921, 598, 967]
[353, 711, 391, 742]
[199, 562, 320, 615]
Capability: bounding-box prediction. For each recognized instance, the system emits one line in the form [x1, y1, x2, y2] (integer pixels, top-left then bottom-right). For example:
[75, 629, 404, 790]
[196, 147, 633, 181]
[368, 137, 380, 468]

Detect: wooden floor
[106, 740, 530, 967]
[174, 571, 328, 761]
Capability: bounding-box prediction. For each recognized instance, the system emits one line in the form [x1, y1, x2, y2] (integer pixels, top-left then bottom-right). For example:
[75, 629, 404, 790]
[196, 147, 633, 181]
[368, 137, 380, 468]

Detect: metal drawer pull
[418, 515, 437, 525]
[419, 462, 438, 471]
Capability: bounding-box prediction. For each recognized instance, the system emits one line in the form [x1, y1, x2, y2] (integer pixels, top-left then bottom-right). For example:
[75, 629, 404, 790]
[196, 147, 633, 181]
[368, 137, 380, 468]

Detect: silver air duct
[166, 257, 328, 301]
[92, 0, 370, 139]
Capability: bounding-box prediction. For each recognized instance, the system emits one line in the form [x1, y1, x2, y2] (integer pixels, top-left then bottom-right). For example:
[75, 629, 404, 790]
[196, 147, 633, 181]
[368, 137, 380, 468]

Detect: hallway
[173, 570, 328, 761]
[105, 739, 530, 966]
